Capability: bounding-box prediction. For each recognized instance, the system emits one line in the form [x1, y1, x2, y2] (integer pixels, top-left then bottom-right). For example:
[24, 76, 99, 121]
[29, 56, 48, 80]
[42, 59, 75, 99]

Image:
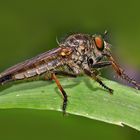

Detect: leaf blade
[0, 77, 140, 130]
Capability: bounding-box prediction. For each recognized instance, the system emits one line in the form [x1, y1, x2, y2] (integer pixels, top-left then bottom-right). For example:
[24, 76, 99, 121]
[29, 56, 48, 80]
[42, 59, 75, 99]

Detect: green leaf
[0, 76, 140, 131]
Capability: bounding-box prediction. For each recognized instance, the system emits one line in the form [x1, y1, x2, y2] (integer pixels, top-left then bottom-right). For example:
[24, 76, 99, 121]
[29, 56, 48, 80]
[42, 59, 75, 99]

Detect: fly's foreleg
[103, 53, 140, 89]
[84, 69, 113, 94]
[92, 61, 112, 68]
[51, 73, 68, 114]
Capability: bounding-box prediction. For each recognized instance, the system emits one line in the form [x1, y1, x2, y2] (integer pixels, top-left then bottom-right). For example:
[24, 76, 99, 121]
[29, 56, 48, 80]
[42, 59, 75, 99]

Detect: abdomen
[0, 59, 64, 85]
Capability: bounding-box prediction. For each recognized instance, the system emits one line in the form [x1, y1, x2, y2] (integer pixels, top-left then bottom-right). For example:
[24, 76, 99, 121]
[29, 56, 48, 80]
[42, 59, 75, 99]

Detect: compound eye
[94, 35, 104, 51]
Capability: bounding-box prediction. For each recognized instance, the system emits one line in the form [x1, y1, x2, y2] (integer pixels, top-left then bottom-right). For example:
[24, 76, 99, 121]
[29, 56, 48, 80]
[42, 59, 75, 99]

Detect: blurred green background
[0, 0, 140, 139]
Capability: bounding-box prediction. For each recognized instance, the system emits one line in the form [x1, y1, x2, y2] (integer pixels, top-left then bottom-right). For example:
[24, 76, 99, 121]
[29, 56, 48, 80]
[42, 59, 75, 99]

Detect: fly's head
[91, 33, 112, 59]
[87, 33, 112, 70]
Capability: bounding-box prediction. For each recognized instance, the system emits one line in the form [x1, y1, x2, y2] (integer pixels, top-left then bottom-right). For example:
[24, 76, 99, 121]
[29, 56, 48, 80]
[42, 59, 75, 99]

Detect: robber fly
[0, 31, 139, 114]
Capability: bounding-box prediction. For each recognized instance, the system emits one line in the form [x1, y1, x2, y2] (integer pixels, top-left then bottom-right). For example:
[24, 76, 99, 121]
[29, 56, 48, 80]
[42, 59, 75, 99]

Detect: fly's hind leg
[84, 69, 113, 94]
[44, 71, 77, 114]
[49, 73, 69, 115]
[53, 71, 77, 78]
[45, 70, 77, 80]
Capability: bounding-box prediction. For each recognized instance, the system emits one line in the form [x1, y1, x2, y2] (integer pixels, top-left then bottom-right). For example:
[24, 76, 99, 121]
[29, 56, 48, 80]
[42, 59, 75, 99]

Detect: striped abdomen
[0, 59, 64, 85]
[14, 63, 49, 79]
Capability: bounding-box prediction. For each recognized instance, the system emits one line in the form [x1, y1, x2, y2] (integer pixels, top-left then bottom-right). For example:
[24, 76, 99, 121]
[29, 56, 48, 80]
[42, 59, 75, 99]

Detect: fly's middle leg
[84, 69, 114, 94]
